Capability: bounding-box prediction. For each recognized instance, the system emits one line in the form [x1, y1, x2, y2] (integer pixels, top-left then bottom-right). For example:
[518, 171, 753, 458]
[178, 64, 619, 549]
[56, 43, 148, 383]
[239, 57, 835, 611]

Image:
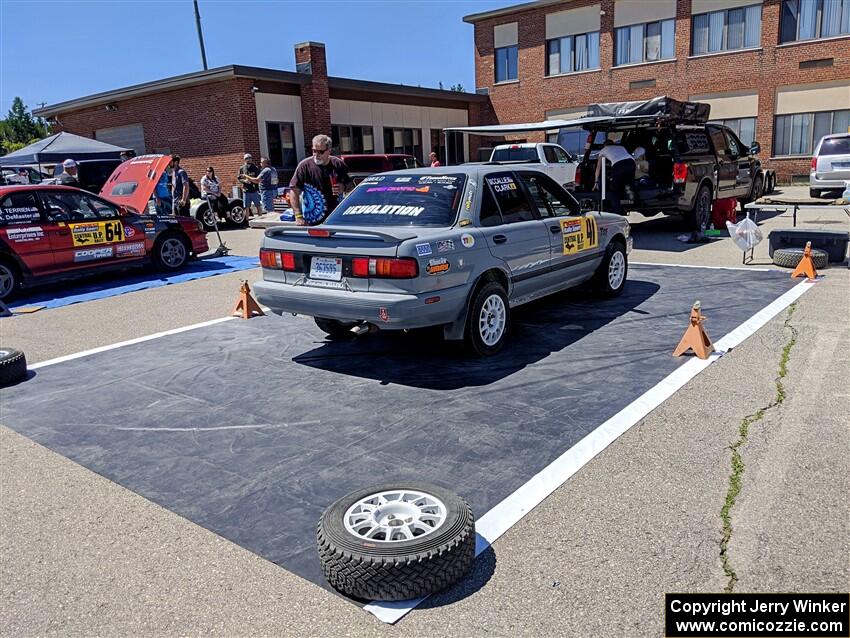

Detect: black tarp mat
[588, 97, 710, 123]
[1, 265, 797, 600]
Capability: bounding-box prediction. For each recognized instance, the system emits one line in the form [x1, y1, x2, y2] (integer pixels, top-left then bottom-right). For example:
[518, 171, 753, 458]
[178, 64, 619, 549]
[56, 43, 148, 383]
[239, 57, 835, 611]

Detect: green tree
[450, 83, 465, 92]
[0, 97, 50, 155]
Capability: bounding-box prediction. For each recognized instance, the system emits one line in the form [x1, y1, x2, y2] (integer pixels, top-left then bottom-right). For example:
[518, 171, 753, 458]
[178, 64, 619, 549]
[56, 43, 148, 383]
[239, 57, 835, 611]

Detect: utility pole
[193, 0, 208, 71]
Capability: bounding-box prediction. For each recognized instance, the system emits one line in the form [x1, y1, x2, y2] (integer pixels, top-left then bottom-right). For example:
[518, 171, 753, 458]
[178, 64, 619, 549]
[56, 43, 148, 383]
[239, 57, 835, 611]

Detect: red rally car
[0, 178, 208, 301]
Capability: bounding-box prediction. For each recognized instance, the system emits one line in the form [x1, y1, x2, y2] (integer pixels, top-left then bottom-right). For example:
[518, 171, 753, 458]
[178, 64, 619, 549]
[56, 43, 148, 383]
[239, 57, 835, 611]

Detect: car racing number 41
[560, 216, 598, 255]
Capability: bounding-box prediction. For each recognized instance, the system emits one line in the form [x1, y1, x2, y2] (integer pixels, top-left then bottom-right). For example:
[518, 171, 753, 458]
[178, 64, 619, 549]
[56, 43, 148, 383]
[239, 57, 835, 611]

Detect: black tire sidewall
[465, 281, 509, 357]
[0, 260, 19, 301]
[596, 241, 628, 297]
[197, 205, 217, 231]
[319, 482, 472, 558]
[752, 175, 763, 200]
[227, 205, 248, 227]
[314, 317, 358, 338]
[689, 185, 712, 230]
[154, 233, 190, 271]
[0, 348, 27, 387]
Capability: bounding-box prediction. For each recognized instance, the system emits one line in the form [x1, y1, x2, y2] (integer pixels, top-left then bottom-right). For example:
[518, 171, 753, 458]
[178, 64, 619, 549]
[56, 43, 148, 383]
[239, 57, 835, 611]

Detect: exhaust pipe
[350, 323, 370, 336]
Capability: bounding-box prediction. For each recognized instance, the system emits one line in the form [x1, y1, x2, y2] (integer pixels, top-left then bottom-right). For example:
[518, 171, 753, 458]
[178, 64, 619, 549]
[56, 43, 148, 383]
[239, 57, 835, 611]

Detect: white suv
[810, 133, 850, 198]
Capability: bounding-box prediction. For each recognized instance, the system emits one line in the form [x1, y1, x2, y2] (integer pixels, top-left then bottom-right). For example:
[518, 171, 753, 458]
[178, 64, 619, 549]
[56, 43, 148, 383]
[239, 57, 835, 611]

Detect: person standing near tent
[238, 153, 262, 217]
[241, 157, 278, 214]
[170, 155, 190, 216]
[57, 159, 80, 188]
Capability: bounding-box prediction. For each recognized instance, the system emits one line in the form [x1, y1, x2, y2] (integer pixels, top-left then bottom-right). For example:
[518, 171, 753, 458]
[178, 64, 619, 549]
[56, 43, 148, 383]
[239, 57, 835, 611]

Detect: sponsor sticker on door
[560, 216, 599, 255]
[6, 226, 45, 243]
[70, 220, 125, 246]
[425, 257, 450, 275]
[74, 246, 113, 262]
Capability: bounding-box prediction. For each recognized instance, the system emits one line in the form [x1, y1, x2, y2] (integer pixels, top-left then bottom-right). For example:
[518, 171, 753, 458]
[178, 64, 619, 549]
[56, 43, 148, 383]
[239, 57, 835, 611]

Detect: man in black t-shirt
[57, 159, 80, 188]
[238, 153, 262, 217]
[289, 134, 353, 225]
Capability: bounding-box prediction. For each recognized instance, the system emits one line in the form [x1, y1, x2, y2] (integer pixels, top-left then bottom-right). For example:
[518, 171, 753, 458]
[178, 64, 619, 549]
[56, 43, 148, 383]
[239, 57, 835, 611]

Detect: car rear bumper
[253, 277, 468, 329]
[810, 173, 850, 190]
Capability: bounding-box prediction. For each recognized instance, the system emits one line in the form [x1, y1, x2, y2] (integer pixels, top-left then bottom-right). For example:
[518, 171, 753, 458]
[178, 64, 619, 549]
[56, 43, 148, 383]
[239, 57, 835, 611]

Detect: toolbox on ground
[768, 228, 849, 263]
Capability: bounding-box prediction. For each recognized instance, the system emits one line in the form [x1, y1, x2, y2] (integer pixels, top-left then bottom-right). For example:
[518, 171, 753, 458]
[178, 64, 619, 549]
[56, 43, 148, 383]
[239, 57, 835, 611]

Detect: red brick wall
[56, 78, 260, 191]
[295, 43, 332, 154]
[471, 0, 850, 183]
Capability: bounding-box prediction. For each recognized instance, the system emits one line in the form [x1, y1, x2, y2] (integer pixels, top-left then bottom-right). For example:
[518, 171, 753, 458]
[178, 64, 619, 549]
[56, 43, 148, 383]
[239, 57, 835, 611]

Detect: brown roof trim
[328, 76, 488, 103]
[462, 0, 565, 23]
[34, 65, 484, 118]
[34, 65, 307, 117]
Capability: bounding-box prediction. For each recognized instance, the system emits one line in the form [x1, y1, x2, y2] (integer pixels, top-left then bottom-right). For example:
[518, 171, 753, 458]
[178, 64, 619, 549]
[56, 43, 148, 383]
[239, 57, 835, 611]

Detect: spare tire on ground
[773, 247, 829, 269]
[317, 483, 475, 601]
[0, 347, 27, 387]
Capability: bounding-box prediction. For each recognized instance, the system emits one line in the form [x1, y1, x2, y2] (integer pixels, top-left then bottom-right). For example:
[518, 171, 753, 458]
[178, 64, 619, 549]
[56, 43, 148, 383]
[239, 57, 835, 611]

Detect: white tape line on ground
[29, 316, 237, 369]
[365, 278, 815, 624]
[632, 261, 774, 272]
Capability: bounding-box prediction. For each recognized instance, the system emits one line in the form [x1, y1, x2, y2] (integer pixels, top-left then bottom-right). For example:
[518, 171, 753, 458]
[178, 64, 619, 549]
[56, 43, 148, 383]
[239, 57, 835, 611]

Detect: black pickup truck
[564, 97, 775, 229]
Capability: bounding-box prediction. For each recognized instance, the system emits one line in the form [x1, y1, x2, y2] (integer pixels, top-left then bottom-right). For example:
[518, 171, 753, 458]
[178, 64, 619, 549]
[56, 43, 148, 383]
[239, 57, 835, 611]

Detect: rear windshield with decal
[325, 174, 466, 227]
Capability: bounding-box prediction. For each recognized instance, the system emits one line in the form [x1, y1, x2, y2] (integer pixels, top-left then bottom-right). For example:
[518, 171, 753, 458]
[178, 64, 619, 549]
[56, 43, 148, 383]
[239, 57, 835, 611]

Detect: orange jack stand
[673, 301, 714, 360]
[232, 280, 265, 319]
[790, 241, 818, 280]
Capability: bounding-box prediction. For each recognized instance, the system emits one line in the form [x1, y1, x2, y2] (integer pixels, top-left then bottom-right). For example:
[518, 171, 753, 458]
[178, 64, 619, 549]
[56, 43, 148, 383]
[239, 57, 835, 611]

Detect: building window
[692, 4, 761, 54]
[383, 127, 422, 162]
[773, 109, 850, 155]
[780, 0, 850, 43]
[709, 117, 758, 147]
[266, 122, 297, 169]
[615, 19, 675, 65]
[331, 125, 374, 155]
[547, 31, 600, 75]
[495, 45, 518, 82]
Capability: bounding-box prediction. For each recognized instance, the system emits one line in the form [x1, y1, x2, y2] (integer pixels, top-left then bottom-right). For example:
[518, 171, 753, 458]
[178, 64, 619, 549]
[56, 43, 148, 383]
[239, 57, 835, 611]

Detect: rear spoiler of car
[265, 225, 418, 243]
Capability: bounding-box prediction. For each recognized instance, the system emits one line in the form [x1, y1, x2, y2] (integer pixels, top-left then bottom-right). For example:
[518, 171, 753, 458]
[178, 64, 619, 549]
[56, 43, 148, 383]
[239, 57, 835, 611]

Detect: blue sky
[0, 0, 517, 114]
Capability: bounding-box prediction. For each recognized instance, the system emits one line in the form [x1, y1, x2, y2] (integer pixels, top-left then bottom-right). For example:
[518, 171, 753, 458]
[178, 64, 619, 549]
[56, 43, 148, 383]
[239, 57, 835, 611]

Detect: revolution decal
[6, 226, 45, 243]
[70, 220, 125, 246]
[460, 233, 475, 248]
[74, 247, 113, 262]
[560, 216, 599, 255]
[0, 206, 40, 225]
[115, 242, 146, 257]
[341, 205, 425, 217]
[416, 243, 432, 256]
[425, 257, 450, 275]
[436, 239, 454, 253]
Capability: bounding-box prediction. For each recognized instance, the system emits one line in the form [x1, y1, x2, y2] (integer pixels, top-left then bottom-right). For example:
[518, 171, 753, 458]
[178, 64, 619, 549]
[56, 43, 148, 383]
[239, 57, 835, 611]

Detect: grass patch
[719, 302, 798, 593]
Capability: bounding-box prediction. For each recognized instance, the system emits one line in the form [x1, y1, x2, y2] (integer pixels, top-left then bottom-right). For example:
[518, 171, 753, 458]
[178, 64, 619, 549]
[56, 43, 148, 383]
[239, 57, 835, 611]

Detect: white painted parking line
[30, 316, 238, 370]
[632, 261, 775, 272]
[365, 278, 816, 624]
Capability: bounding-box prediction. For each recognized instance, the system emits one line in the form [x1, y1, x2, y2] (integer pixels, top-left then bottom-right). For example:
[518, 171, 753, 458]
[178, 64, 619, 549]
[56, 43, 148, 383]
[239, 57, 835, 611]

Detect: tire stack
[772, 248, 829, 270]
[0, 348, 27, 387]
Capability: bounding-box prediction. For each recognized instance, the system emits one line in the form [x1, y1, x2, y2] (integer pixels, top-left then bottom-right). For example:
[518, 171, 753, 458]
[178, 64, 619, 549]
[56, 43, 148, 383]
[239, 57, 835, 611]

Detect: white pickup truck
[489, 143, 578, 189]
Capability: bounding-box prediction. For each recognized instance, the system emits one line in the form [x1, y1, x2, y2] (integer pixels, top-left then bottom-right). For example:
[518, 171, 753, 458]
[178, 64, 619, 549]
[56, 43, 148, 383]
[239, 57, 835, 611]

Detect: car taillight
[308, 228, 330, 237]
[811, 157, 817, 170]
[351, 257, 418, 278]
[673, 162, 689, 184]
[259, 249, 295, 270]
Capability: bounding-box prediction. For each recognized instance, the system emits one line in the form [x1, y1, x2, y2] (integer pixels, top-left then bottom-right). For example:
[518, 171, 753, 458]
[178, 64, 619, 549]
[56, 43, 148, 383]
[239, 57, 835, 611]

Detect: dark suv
[567, 97, 773, 229]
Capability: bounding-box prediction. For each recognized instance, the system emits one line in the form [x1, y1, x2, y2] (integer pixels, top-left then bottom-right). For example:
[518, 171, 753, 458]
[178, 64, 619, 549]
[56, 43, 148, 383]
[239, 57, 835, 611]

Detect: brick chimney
[295, 41, 332, 155]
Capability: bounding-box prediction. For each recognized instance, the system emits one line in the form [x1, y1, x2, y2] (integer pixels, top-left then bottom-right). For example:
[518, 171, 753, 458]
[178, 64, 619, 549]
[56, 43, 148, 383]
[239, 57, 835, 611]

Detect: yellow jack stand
[232, 280, 265, 319]
[790, 241, 818, 280]
[673, 301, 714, 360]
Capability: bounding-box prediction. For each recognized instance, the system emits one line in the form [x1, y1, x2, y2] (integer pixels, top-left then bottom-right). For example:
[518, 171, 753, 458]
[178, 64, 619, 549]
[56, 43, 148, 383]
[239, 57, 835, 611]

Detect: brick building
[464, 0, 850, 182]
[34, 42, 486, 190]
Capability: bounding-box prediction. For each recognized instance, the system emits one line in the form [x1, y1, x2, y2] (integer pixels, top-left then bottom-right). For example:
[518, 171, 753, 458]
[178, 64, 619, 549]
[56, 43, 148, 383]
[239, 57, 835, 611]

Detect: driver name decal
[486, 176, 517, 193]
[560, 216, 599, 255]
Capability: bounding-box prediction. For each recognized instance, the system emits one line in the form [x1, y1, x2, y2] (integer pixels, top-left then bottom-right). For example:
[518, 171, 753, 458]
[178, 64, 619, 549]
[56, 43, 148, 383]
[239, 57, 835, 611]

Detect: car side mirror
[749, 142, 760, 155]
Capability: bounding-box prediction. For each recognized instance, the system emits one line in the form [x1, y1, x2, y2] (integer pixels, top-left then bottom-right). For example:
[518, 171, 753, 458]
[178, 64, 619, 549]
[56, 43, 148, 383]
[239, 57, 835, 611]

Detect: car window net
[326, 173, 465, 227]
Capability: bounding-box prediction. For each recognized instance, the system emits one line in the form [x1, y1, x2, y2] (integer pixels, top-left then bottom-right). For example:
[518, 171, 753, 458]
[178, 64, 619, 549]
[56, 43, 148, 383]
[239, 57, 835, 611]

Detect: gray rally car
[254, 165, 631, 356]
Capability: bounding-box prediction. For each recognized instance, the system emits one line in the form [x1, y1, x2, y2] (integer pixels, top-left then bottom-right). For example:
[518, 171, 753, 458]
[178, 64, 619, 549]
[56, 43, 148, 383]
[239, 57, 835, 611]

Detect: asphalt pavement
[1, 188, 847, 636]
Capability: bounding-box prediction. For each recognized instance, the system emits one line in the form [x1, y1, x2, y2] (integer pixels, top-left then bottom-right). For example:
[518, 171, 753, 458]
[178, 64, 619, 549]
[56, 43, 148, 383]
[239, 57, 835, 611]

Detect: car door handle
[56, 228, 70, 236]
[549, 225, 561, 234]
[493, 234, 507, 244]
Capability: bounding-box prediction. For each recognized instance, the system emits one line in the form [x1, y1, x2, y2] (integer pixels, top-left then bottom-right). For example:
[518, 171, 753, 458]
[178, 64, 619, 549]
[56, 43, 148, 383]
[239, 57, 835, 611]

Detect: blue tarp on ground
[10, 255, 258, 311]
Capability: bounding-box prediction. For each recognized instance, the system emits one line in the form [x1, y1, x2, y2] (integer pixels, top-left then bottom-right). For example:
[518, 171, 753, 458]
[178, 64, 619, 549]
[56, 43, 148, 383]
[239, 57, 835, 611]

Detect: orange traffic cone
[232, 280, 265, 319]
[673, 301, 714, 360]
[790, 241, 818, 280]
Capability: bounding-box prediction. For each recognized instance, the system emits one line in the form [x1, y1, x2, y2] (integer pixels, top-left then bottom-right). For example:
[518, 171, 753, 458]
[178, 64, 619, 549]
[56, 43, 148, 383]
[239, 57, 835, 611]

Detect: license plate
[309, 256, 342, 281]
[304, 279, 345, 290]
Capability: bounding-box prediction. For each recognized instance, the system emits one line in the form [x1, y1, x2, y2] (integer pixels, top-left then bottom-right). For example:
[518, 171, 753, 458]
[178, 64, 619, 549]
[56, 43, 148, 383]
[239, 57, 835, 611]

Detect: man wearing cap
[170, 155, 190, 216]
[57, 159, 80, 188]
[238, 153, 262, 217]
[289, 134, 353, 225]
